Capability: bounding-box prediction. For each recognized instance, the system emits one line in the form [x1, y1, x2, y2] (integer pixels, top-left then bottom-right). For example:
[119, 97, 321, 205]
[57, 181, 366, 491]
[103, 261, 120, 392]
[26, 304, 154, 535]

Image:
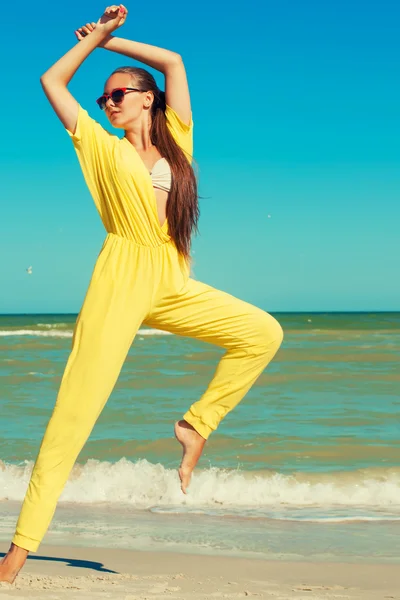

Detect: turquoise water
[1, 312, 399, 561]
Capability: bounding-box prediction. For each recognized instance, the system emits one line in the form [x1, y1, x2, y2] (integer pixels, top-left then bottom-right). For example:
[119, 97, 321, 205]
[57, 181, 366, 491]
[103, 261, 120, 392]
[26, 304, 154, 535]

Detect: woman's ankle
[7, 543, 28, 565]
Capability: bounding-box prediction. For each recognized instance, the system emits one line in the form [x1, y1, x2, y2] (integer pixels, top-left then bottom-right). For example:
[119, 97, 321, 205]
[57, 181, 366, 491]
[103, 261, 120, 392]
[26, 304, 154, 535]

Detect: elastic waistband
[104, 232, 191, 274]
[106, 231, 172, 249]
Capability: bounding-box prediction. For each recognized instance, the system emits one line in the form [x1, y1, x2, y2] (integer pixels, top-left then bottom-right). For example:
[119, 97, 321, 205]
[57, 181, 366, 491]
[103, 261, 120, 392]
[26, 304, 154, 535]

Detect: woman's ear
[144, 90, 154, 108]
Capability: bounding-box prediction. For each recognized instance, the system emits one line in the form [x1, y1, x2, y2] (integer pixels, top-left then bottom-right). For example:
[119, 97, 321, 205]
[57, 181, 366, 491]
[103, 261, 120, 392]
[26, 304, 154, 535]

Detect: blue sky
[1, 0, 399, 313]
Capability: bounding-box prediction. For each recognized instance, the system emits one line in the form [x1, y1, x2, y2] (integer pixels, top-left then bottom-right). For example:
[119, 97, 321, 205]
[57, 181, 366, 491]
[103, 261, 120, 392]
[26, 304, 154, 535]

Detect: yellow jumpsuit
[13, 105, 284, 552]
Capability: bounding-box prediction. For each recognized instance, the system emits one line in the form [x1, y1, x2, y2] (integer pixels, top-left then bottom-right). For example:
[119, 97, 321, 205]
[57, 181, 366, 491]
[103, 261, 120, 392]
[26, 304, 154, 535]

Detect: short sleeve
[165, 104, 193, 163]
[66, 105, 117, 218]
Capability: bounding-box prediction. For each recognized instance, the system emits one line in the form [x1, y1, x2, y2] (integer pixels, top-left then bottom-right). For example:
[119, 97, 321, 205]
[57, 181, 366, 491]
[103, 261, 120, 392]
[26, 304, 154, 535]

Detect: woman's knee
[247, 310, 284, 355]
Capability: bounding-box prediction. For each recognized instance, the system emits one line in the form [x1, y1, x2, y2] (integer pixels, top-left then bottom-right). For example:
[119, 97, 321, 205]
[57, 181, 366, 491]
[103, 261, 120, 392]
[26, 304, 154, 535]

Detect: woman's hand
[75, 5, 128, 44]
[97, 5, 128, 34]
[75, 21, 98, 42]
[75, 5, 128, 40]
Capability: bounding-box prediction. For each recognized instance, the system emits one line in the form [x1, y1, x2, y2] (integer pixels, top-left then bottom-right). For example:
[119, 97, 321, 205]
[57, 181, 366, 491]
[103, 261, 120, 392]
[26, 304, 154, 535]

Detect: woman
[0, 5, 283, 583]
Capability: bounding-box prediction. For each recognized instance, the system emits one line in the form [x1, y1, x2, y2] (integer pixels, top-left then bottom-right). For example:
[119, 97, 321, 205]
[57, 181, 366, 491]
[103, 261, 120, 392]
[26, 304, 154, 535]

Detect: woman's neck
[123, 115, 154, 151]
[124, 130, 154, 151]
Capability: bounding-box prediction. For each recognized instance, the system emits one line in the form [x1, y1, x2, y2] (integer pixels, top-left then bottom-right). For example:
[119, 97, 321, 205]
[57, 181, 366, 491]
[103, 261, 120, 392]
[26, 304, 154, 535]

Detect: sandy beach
[1, 543, 399, 600]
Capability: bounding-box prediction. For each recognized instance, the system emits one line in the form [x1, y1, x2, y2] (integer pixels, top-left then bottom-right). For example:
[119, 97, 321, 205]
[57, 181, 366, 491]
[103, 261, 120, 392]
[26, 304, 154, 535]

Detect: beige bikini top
[150, 157, 172, 193]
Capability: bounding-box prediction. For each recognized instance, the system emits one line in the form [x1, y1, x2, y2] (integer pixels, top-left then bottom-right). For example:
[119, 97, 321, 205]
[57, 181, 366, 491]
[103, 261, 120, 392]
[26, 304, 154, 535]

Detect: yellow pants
[13, 233, 283, 552]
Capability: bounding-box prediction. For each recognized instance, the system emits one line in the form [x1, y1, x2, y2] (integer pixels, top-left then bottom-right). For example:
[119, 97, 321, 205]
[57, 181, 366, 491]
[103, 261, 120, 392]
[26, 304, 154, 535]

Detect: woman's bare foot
[174, 420, 206, 494]
[0, 543, 28, 584]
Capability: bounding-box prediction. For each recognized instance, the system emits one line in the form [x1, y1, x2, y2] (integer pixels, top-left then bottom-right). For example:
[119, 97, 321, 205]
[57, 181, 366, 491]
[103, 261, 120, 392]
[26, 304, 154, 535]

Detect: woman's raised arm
[41, 5, 128, 133]
[77, 19, 191, 126]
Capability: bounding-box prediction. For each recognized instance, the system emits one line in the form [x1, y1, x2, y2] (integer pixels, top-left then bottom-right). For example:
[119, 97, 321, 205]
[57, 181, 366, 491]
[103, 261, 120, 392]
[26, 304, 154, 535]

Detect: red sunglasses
[96, 87, 143, 110]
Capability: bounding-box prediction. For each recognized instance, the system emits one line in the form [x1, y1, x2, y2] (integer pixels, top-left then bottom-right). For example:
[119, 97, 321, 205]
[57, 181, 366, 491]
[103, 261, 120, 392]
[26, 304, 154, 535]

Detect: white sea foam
[137, 329, 173, 336]
[0, 329, 73, 338]
[1, 459, 400, 521]
[0, 328, 172, 338]
[37, 323, 70, 328]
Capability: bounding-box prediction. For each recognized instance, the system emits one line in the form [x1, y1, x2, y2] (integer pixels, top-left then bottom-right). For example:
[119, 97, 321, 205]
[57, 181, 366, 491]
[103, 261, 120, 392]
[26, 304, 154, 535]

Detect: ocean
[1, 312, 399, 562]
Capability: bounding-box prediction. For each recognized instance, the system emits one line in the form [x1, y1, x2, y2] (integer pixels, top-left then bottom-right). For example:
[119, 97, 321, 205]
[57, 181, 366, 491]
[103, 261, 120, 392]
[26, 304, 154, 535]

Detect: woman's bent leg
[145, 278, 283, 490]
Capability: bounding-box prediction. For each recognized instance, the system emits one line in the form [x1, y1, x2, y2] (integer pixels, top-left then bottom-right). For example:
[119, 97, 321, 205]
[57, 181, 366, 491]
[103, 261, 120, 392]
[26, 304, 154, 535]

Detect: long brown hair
[111, 66, 199, 261]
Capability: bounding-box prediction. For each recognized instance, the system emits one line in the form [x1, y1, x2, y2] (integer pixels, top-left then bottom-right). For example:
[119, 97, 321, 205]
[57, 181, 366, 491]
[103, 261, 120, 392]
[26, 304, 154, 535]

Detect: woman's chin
[111, 123, 125, 129]
[108, 113, 124, 128]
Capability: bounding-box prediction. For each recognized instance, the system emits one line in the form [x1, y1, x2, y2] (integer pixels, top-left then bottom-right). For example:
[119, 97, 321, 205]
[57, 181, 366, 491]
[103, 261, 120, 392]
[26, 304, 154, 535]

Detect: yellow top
[67, 104, 193, 247]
